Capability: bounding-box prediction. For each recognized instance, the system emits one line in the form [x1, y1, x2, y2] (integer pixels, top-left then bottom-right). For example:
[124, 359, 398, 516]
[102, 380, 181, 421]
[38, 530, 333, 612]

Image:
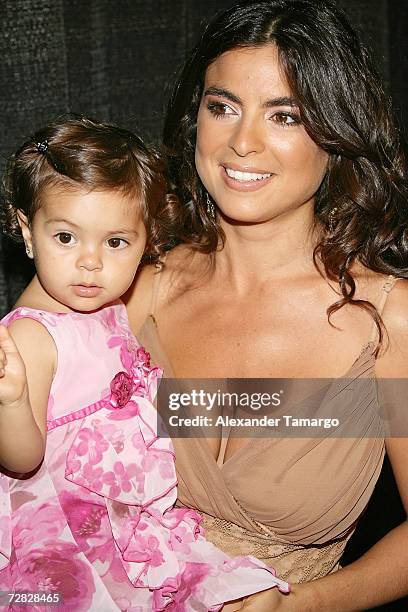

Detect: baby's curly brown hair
[2, 115, 176, 263]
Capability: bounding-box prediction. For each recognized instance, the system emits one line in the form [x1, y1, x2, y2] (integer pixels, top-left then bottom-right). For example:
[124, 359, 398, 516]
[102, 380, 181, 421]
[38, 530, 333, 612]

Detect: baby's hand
[0, 325, 28, 407]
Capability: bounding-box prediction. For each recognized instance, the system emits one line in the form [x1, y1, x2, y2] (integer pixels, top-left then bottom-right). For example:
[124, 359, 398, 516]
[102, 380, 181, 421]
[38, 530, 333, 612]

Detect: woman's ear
[16, 210, 34, 259]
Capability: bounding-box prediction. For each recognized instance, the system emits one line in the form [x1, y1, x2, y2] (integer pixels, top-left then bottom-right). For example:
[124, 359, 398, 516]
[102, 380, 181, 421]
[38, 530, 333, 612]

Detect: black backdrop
[0, 1, 407, 608]
[1, 0, 408, 312]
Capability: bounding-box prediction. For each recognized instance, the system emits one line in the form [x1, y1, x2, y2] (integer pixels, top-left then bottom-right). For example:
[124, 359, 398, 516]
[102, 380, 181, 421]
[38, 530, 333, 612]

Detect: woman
[126, 0, 408, 609]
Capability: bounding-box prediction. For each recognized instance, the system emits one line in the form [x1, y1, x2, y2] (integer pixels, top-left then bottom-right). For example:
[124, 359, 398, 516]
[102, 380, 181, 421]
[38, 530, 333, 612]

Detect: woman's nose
[228, 117, 265, 157]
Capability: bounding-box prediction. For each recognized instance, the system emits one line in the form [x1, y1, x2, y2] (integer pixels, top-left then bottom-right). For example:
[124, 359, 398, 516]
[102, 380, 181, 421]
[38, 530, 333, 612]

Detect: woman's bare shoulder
[375, 277, 408, 376]
[124, 245, 208, 333]
[378, 280, 408, 513]
[162, 244, 201, 272]
[350, 264, 406, 307]
[381, 277, 408, 333]
[123, 263, 158, 334]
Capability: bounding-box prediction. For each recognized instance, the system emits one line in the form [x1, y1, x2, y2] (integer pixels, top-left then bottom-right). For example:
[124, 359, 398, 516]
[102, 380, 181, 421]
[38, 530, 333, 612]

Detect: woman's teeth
[225, 168, 271, 181]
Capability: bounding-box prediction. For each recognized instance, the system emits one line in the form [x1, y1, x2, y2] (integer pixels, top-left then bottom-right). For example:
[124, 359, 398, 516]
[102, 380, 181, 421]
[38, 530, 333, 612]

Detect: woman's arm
[0, 319, 54, 473]
[240, 505, 408, 612]
[241, 500, 408, 611]
[242, 281, 408, 611]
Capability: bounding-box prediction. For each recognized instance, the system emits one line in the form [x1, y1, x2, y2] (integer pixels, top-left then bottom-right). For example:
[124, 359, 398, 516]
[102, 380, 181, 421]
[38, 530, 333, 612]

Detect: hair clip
[36, 140, 49, 154]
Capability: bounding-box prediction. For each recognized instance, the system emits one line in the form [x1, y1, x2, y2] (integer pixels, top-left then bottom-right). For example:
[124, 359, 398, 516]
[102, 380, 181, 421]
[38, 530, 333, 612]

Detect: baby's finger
[0, 349, 5, 376]
[0, 347, 7, 365]
[0, 325, 19, 356]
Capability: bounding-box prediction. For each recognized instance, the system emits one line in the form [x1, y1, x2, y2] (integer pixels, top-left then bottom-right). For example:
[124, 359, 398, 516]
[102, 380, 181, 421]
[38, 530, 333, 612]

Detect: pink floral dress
[0, 304, 288, 611]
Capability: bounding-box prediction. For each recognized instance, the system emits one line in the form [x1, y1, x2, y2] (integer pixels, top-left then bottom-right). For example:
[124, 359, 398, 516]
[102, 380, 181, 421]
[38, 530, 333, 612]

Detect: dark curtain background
[0, 1, 407, 609]
[1, 0, 408, 308]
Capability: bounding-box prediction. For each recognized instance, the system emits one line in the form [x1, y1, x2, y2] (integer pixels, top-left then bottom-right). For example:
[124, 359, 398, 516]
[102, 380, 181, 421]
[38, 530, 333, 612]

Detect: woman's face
[195, 45, 329, 224]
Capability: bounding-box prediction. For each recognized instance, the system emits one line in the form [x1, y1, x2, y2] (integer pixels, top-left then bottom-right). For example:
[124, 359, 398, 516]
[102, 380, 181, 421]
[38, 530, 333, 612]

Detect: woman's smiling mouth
[221, 164, 274, 191]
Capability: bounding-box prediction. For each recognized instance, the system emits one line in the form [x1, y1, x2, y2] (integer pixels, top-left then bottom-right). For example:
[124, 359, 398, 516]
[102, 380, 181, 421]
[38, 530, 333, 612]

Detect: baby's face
[21, 185, 146, 312]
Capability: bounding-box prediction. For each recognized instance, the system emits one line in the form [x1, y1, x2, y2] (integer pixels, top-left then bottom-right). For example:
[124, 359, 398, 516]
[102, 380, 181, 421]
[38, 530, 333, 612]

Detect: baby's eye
[55, 232, 74, 245]
[207, 102, 235, 118]
[107, 237, 128, 249]
[271, 112, 300, 126]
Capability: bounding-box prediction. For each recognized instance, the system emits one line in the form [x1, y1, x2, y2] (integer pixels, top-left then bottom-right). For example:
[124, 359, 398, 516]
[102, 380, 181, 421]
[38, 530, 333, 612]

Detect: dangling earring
[25, 245, 32, 258]
[328, 207, 338, 234]
[206, 193, 215, 220]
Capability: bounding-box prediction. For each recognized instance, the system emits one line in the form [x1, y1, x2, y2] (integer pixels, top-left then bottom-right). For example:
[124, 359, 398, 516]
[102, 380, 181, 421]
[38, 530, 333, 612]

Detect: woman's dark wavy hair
[2, 115, 176, 262]
[164, 0, 408, 349]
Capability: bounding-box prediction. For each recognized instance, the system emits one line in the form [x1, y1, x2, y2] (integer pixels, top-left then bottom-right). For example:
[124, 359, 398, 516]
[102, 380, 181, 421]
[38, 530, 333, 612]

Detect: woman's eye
[107, 237, 128, 249]
[207, 102, 235, 118]
[55, 232, 74, 245]
[271, 112, 300, 126]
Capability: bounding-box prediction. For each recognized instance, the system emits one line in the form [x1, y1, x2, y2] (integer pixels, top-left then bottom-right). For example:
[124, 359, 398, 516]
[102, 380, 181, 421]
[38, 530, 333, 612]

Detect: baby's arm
[0, 319, 55, 473]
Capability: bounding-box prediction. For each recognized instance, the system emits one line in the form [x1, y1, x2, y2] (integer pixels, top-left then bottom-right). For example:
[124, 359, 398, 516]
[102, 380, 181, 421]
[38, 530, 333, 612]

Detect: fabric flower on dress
[109, 372, 134, 409]
[107, 336, 159, 409]
[135, 346, 151, 369]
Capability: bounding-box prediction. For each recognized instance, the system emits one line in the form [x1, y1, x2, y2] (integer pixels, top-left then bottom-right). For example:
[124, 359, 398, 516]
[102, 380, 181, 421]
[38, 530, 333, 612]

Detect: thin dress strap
[378, 275, 399, 313]
[369, 274, 399, 343]
[149, 253, 169, 325]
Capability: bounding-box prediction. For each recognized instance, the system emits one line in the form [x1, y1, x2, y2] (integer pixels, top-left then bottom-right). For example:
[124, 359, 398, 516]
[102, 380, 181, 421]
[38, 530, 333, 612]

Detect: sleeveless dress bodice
[137, 295, 387, 583]
[0, 303, 289, 610]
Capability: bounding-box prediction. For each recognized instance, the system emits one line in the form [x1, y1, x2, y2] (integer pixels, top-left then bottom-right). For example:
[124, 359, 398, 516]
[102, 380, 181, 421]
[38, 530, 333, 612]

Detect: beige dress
[137, 277, 396, 583]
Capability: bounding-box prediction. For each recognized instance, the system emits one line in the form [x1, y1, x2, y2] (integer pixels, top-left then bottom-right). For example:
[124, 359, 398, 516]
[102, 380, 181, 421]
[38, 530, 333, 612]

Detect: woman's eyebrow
[204, 87, 298, 109]
[262, 96, 299, 108]
[204, 87, 241, 104]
